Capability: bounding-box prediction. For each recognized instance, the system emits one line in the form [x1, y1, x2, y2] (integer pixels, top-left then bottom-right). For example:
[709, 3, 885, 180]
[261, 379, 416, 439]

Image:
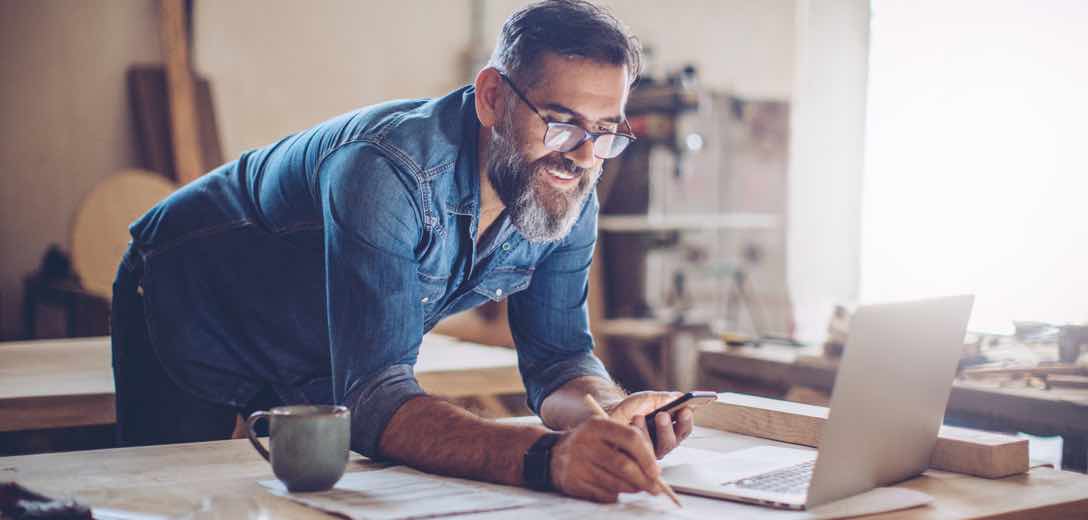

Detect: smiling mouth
[546, 168, 579, 182]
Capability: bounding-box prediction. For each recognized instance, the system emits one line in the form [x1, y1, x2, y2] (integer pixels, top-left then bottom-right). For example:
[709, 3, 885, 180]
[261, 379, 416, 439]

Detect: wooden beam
[159, 0, 204, 184]
[695, 392, 1029, 479]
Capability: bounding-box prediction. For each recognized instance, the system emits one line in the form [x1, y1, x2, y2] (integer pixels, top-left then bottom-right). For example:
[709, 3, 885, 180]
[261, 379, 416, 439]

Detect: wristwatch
[523, 432, 563, 491]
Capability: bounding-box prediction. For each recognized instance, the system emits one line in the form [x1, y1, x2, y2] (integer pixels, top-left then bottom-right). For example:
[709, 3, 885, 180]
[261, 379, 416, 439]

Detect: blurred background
[1, 0, 1086, 470]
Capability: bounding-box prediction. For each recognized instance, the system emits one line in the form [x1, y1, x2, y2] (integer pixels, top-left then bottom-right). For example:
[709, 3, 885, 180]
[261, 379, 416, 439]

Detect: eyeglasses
[498, 72, 636, 159]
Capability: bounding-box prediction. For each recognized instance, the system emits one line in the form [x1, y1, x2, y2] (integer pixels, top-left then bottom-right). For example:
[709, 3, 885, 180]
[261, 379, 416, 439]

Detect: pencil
[582, 394, 682, 508]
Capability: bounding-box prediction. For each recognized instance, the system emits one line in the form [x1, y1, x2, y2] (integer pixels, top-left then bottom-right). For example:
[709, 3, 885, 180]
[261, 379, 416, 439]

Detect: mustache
[535, 154, 594, 178]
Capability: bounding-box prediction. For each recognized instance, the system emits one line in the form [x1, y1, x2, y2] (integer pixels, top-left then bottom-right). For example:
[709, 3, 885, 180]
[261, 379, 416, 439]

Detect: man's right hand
[548, 417, 663, 503]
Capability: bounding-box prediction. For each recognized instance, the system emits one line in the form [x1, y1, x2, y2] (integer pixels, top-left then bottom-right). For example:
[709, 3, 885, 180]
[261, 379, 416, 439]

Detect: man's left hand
[605, 391, 694, 459]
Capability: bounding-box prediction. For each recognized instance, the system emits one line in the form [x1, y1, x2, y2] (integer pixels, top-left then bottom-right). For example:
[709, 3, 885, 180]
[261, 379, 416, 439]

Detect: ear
[474, 67, 505, 128]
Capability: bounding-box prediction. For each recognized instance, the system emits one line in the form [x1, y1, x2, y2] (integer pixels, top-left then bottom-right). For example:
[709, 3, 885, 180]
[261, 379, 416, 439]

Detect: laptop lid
[806, 295, 974, 507]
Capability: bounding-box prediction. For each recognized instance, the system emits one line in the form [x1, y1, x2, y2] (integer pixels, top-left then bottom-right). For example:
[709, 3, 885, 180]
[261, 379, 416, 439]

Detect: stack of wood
[961, 364, 1088, 390]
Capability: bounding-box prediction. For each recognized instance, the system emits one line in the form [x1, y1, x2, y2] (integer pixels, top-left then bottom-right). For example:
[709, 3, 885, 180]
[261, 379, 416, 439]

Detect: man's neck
[476, 125, 505, 244]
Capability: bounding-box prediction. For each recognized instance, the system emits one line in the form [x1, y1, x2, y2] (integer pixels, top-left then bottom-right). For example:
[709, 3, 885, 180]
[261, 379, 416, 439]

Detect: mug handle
[246, 410, 271, 462]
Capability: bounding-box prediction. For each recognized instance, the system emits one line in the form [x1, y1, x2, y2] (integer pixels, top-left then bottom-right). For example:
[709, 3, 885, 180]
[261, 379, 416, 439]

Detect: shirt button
[495, 288, 503, 297]
[501, 242, 512, 251]
[421, 296, 430, 303]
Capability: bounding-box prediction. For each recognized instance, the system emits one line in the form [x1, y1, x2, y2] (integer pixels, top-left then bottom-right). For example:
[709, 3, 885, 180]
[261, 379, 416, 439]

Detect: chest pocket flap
[473, 268, 533, 302]
[418, 272, 449, 307]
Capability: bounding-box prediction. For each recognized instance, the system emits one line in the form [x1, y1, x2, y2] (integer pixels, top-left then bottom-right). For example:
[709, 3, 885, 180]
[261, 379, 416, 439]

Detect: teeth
[549, 169, 576, 180]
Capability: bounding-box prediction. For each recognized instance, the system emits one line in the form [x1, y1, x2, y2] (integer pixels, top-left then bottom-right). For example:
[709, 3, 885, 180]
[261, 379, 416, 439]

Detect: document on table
[262, 450, 931, 520]
[455, 492, 702, 520]
[262, 466, 699, 520]
[260, 466, 535, 520]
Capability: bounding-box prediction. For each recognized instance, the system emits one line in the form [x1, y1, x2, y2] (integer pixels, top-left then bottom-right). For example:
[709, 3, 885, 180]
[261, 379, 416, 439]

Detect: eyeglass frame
[496, 71, 637, 160]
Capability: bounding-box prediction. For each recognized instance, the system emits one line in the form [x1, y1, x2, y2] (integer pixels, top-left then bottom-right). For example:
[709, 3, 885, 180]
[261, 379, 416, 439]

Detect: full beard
[486, 122, 600, 243]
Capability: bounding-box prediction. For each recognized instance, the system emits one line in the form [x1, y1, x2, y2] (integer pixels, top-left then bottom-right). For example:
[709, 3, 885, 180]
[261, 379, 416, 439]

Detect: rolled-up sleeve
[508, 192, 612, 414]
[318, 141, 427, 458]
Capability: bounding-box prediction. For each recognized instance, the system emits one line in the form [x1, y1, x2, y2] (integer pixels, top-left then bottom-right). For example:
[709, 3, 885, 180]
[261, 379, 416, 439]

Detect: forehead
[525, 53, 630, 123]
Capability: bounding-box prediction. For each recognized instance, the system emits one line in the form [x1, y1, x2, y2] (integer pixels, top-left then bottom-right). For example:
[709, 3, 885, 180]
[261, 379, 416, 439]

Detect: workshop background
[2, 0, 1086, 469]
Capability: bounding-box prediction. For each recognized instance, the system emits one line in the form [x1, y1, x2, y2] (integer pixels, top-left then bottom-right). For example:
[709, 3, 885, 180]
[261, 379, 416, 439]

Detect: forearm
[539, 376, 626, 430]
[378, 394, 549, 485]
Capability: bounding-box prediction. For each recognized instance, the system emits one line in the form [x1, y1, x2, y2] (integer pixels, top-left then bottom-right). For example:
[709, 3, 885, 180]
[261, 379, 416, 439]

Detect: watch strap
[523, 432, 562, 491]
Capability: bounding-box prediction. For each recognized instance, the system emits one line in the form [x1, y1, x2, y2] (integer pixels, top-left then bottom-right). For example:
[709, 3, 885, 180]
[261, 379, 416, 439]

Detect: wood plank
[0, 394, 114, 432]
[1047, 375, 1088, 389]
[930, 425, 1030, 480]
[0, 335, 522, 432]
[416, 366, 523, 398]
[193, 73, 224, 171]
[962, 365, 1085, 379]
[127, 66, 175, 179]
[694, 392, 1030, 479]
[159, 0, 204, 184]
[128, 66, 223, 180]
[696, 392, 827, 447]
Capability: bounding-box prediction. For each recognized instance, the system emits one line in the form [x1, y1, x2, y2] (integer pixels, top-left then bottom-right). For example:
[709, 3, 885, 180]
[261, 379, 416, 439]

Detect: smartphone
[646, 391, 718, 446]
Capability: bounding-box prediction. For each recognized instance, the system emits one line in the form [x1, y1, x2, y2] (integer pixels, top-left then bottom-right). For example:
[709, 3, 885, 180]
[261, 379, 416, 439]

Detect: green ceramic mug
[246, 405, 350, 492]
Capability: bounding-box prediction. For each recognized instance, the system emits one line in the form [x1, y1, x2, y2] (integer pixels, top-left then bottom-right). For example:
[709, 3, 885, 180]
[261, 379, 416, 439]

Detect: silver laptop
[664, 295, 974, 510]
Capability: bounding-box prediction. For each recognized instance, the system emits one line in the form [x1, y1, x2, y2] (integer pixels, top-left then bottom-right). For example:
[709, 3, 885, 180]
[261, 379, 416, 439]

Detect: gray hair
[488, 0, 641, 87]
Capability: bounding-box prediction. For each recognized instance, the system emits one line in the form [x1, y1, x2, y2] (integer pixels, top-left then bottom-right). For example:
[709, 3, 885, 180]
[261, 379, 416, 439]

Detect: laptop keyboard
[731, 460, 814, 495]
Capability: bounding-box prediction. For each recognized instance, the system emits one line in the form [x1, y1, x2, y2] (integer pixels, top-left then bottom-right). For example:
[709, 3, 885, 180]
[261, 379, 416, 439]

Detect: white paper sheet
[260, 467, 535, 520]
[262, 466, 702, 520]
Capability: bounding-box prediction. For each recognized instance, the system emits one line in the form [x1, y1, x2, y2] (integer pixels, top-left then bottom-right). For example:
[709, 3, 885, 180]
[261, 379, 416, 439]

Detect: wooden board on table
[0, 335, 522, 432]
[695, 392, 1029, 479]
[415, 335, 522, 398]
[0, 338, 115, 432]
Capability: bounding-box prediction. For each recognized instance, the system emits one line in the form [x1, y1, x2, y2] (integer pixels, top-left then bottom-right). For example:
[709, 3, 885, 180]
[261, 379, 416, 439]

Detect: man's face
[487, 54, 629, 243]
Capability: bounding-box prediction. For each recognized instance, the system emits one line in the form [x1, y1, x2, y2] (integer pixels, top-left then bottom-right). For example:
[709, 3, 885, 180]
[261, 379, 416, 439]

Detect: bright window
[861, 0, 1088, 333]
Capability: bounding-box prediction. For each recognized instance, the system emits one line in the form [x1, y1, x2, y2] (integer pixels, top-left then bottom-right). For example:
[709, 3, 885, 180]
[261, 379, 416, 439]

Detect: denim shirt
[126, 85, 611, 458]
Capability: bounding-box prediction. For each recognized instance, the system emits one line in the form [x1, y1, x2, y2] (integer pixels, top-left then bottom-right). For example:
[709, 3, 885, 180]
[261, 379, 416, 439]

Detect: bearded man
[111, 0, 694, 502]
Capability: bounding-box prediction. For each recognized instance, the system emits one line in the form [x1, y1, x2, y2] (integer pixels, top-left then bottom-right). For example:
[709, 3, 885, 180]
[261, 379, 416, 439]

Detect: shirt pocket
[473, 267, 534, 302]
[417, 271, 450, 309]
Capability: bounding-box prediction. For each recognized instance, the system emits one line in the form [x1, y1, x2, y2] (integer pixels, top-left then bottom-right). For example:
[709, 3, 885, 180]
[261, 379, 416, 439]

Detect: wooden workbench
[0, 334, 523, 433]
[697, 341, 1088, 472]
[2, 424, 1086, 519]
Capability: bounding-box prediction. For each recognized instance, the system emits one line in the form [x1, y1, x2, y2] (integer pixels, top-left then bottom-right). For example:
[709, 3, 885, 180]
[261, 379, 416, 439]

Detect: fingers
[610, 391, 683, 421]
[653, 410, 678, 459]
[598, 438, 658, 493]
[552, 417, 675, 503]
[581, 481, 621, 503]
[674, 407, 694, 443]
[597, 420, 660, 488]
[590, 459, 640, 495]
[636, 391, 683, 411]
[632, 414, 651, 444]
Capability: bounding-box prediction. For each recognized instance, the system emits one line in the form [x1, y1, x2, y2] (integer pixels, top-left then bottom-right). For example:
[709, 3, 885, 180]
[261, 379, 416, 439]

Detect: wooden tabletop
[2, 425, 1086, 519]
[0, 334, 522, 433]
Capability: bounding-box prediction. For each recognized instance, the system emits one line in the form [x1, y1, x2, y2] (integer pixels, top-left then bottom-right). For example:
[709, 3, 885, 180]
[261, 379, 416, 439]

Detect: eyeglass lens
[543, 123, 632, 159]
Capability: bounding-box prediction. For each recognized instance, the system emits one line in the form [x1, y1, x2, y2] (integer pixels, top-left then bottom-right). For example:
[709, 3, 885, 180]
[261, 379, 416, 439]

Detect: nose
[564, 138, 599, 170]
